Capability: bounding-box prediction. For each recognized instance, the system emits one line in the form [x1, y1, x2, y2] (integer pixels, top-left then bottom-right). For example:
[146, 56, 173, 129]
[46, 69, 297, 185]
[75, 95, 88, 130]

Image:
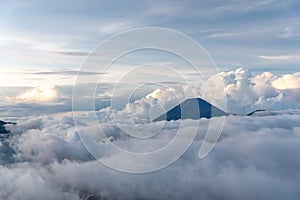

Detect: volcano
[153, 98, 227, 122]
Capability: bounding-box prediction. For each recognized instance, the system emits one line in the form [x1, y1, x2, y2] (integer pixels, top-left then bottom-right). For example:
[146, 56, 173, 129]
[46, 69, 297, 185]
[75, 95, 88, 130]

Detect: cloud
[206, 32, 236, 39]
[272, 73, 300, 90]
[1, 68, 300, 119]
[258, 55, 300, 61]
[0, 83, 116, 118]
[200, 68, 300, 114]
[103, 68, 300, 119]
[50, 51, 89, 57]
[102, 84, 196, 123]
[215, 0, 276, 13]
[26, 70, 104, 76]
[99, 21, 133, 35]
[278, 24, 300, 39]
[16, 85, 58, 103]
[1, 110, 300, 199]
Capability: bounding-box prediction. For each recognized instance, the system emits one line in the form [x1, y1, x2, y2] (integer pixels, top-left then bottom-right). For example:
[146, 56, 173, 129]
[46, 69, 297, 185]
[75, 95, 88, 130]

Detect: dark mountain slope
[153, 98, 227, 122]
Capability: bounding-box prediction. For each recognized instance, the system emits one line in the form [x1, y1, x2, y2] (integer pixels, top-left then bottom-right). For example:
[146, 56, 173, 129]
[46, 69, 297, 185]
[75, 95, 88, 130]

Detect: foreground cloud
[1, 110, 300, 199]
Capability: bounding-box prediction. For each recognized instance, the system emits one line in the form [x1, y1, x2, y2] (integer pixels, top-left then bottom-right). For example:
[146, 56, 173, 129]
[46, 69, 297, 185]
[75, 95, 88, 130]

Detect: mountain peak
[153, 98, 226, 122]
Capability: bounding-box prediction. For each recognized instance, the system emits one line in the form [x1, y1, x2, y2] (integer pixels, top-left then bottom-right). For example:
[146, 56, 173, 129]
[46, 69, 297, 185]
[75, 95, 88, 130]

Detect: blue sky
[0, 0, 299, 118]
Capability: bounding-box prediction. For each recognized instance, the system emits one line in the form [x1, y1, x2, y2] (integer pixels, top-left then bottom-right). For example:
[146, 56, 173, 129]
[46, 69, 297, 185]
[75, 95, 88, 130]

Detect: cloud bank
[1, 68, 299, 119]
[1, 109, 300, 200]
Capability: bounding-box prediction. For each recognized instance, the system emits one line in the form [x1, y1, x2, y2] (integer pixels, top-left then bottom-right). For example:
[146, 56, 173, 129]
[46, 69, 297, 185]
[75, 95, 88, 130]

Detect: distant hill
[0, 120, 13, 134]
[246, 109, 266, 116]
[153, 98, 227, 122]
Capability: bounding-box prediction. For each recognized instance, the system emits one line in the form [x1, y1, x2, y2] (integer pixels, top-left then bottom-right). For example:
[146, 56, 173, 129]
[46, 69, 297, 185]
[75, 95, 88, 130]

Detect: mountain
[0, 120, 16, 164]
[246, 109, 266, 116]
[0, 120, 13, 134]
[153, 98, 227, 122]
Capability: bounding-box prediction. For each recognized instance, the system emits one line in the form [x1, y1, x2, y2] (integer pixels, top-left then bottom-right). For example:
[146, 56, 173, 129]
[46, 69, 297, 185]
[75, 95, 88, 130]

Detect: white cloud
[201, 68, 300, 113]
[16, 85, 58, 103]
[107, 68, 300, 117]
[258, 55, 300, 61]
[206, 32, 236, 39]
[103, 84, 197, 123]
[272, 73, 300, 90]
[1, 110, 300, 199]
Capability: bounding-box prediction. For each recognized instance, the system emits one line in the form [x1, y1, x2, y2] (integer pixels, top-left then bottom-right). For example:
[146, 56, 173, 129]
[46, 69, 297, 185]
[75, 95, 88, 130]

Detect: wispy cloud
[259, 55, 300, 61]
[216, 0, 277, 13]
[277, 24, 300, 39]
[0, 33, 67, 52]
[144, 2, 183, 16]
[206, 32, 236, 39]
[50, 51, 89, 57]
[25, 70, 105, 76]
[99, 21, 134, 35]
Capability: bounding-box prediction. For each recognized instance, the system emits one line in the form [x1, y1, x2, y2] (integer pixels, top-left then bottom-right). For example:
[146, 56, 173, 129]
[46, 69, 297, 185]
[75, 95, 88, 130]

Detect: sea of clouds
[0, 110, 300, 200]
[0, 68, 300, 200]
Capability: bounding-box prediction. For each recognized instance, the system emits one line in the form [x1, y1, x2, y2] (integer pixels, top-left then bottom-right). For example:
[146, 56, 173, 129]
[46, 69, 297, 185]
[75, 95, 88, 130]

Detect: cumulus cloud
[272, 73, 300, 90]
[16, 85, 58, 103]
[209, 68, 300, 113]
[100, 68, 300, 122]
[1, 110, 300, 200]
[0, 83, 114, 118]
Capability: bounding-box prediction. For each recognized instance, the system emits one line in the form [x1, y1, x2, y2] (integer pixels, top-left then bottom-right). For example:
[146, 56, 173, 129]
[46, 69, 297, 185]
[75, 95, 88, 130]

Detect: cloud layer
[1, 109, 300, 199]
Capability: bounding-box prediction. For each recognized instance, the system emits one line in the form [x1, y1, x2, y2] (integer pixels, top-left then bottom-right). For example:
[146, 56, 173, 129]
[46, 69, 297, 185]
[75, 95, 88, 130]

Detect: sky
[0, 0, 300, 118]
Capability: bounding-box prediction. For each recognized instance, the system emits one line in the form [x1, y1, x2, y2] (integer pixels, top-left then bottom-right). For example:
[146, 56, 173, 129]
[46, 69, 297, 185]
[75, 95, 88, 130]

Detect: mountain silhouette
[246, 109, 267, 116]
[153, 98, 227, 122]
[0, 120, 14, 134]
